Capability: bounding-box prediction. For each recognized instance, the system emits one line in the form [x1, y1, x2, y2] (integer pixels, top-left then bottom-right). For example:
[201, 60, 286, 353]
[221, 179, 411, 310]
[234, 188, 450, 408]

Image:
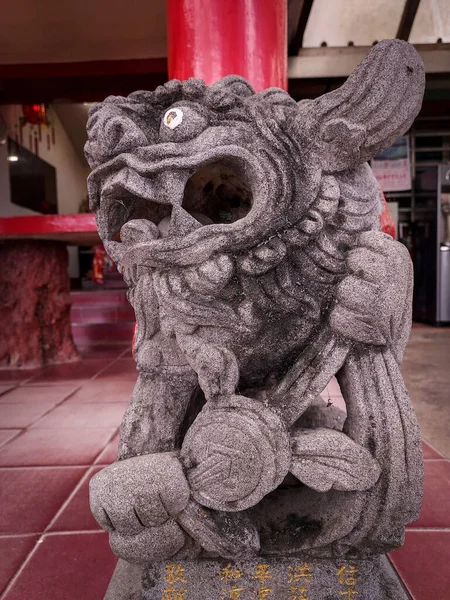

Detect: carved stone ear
[311, 39, 425, 172]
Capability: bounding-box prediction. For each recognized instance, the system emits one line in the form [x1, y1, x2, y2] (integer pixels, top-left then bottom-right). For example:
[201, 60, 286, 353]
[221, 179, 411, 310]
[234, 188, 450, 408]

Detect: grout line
[44, 529, 107, 536]
[92, 427, 120, 465]
[0, 529, 107, 598]
[404, 527, 450, 532]
[118, 346, 133, 359]
[43, 466, 99, 534]
[0, 427, 25, 431]
[89, 354, 137, 382]
[385, 555, 414, 600]
[0, 398, 75, 431]
[0, 465, 89, 471]
[0, 534, 43, 599]
[422, 439, 448, 459]
[0, 385, 19, 396]
[0, 533, 41, 539]
[0, 430, 22, 449]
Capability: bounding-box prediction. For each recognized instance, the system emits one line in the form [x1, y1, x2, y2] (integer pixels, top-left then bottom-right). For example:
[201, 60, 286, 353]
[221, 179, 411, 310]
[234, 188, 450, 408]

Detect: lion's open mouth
[102, 155, 254, 243]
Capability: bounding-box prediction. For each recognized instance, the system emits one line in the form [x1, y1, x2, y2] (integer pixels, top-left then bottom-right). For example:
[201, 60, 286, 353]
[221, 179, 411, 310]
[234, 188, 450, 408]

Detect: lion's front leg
[330, 230, 413, 362]
[118, 364, 198, 459]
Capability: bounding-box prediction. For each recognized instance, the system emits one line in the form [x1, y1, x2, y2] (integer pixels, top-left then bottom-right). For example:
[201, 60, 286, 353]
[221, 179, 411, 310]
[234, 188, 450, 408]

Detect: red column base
[0, 240, 79, 368]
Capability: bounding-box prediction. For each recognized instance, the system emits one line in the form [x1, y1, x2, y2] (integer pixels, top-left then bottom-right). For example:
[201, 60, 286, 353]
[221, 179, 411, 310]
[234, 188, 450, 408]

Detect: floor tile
[77, 344, 129, 360]
[0, 428, 116, 467]
[422, 440, 444, 459]
[94, 358, 138, 382]
[0, 535, 38, 594]
[49, 466, 104, 532]
[0, 467, 86, 534]
[95, 433, 119, 465]
[65, 379, 135, 404]
[325, 377, 342, 396]
[31, 403, 128, 429]
[390, 531, 450, 600]
[1, 385, 78, 404]
[0, 403, 55, 428]
[119, 347, 133, 358]
[26, 360, 113, 385]
[403, 326, 450, 457]
[0, 430, 21, 449]
[409, 460, 450, 528]
[3, 531, 117, 600]
[0, 385, 15, 396]
[0, 371, 33, 384]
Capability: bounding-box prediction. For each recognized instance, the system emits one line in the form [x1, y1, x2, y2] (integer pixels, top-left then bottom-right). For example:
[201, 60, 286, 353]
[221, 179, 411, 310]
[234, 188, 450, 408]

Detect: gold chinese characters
[162, 563, 187, 600]
[337, 564, 359, 599]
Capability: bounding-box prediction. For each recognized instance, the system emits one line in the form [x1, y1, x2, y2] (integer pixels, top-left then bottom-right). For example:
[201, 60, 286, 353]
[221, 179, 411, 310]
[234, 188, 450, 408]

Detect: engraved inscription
[288, 564, 313, 599]
[337, 564, 359, 599]
[253, 564, 273, 599]
[220, 564, 244, 599]
[162, 563, 188, 600]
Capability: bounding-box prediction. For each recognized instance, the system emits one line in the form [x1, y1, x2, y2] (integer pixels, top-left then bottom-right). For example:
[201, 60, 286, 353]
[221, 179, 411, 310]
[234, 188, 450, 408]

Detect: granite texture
[86, 39, 425, 598]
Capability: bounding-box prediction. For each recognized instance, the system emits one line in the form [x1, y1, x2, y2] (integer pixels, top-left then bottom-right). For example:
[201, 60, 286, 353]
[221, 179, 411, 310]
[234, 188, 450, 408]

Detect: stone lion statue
[85, 39, 424, 572]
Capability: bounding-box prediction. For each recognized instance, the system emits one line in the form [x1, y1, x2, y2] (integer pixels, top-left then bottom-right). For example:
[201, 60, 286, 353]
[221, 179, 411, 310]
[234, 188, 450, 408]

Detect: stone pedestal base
[0, 240, 79, 368]
[105, 556, 410, 600]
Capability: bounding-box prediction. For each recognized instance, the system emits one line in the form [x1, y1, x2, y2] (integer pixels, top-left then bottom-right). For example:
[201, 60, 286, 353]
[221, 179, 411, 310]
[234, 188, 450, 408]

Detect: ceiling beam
[0, 58, 168, 103]
[396, 0, 421, 41]
[288, 0, 315, 56]
[288, 44, 450, 80]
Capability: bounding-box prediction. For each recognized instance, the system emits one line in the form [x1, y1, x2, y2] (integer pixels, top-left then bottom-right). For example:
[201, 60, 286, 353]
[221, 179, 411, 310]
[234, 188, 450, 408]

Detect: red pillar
[166, 0, 287, 92]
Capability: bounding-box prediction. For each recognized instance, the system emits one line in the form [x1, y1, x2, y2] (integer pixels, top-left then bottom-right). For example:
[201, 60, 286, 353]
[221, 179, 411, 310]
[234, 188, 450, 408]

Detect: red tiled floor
[77, 343, 129, 360]
[409, 460, 450, 528]
[72, 322, 135, 343]
[2, 531, 117, 600]
[1, 385, 78, 404]
[0, 403, 54, 428]
[0, 336, 446, 600]
[390, 531, 450, 599]
[31, 403, 128, 429]
[0, 430, 21, 448]
[0, 535, 38, 594]
[0, 385, 15, 396]
[65, 379, 135, 404]
[0, 467, 86, 534]
[422, 440, 444, 459]
[95, 433, 120, 465]
[0, 427, 117, 467]
[93, 359, 138, 382]
[119, 347, 133, 358]
[0, 371, 32, 384]
[49, 466, 104, 532]
[26, 359, 114, 385]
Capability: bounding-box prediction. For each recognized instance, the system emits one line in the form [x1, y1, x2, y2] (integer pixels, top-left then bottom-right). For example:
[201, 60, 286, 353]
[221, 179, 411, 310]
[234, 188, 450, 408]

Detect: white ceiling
[0, 0, 167, 64]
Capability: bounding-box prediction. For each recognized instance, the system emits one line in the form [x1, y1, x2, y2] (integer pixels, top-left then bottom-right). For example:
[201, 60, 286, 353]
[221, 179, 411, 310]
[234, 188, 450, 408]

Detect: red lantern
[21, 104, 49, 126]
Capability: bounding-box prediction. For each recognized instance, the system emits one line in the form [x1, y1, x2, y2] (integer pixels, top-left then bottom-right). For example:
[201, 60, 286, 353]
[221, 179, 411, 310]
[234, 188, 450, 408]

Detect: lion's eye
[163, 108, 183, 129]
[159, 105, 208, 142]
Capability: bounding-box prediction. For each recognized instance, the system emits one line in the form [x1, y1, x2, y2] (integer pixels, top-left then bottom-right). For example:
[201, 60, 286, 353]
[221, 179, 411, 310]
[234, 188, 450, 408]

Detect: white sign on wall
[370, 136, 412, 192]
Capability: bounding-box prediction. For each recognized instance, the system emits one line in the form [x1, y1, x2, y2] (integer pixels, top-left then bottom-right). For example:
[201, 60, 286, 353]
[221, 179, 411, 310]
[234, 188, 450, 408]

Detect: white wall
[0, 105, 88, 276]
